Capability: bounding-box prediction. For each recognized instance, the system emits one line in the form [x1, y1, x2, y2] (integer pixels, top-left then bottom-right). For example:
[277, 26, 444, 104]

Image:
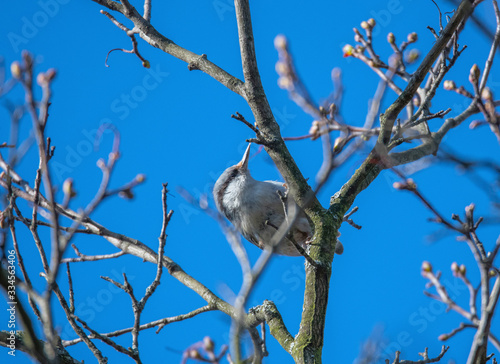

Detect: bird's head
[213, 144, 253, 214]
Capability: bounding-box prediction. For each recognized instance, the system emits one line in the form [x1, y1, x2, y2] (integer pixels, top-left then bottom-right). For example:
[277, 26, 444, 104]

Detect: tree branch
[91, 0, 246, 97]
[378, 0, 472, 145]
[330, 0, 475, 219]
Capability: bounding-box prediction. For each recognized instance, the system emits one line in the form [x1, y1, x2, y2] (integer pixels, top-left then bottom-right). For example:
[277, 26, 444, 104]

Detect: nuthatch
[213, 145, 343, 256]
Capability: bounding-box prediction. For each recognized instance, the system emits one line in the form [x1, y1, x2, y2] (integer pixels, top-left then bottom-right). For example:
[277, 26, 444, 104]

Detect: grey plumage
[213, 145, 343, 256]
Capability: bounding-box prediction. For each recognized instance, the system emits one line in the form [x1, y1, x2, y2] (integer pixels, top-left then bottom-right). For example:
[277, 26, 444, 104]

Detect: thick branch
[233, 1, 341, 362]
[233, 0, 319, 213]
[247, 300, 294, 354]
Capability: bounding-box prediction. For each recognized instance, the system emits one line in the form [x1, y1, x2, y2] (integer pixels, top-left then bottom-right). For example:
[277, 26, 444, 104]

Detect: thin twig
[61, 244, 126, 263]
[63, 305, 215, 346]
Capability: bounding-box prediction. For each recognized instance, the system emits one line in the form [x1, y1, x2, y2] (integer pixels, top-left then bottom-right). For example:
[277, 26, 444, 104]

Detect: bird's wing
[261, 180, 311, 235]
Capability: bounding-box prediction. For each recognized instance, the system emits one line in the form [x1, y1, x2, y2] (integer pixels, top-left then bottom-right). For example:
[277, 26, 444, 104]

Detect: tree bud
[407, 32, 418, 42]
[333, 137, 344, 151]
[36, 73, 47, 86]
[406, 178, 417, 190]
[274, 35, 287, 50]
[109, 151, 120, 161]
[343, 44, 354, 57]
[309, 121, 320, 140]
[329, 103, 337, 115]
[10, 61, 22, 79]
[421, 261, 432, 273]
[387, 32, 395, 44]
[278, 76, 292, 90]
[275, 61, 288, 75]
[465, 203, 475, 215]
[443, 80, 456, 90]
[459, 264, 466, 275]
[406, 49, 420, 64]
[63, 178, 76, 198]
[481, 87, 493, 101]
[203, 336, 214, 352]
[188, 350, 201, 359]
[96, 158, 106, 169]
[392, 182, 404, 189]
[469, 64, 480, 84]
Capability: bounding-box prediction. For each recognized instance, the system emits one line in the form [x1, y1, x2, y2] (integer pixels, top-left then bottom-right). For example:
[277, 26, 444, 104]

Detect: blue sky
[1, 0, 500, 363]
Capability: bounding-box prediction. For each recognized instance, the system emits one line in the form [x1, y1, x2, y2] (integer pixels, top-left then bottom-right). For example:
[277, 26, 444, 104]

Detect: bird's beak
[236, 144, 251, 170]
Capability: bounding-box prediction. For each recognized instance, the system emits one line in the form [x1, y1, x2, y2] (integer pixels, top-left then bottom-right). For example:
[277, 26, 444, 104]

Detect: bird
[213, 144, 343, 256]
